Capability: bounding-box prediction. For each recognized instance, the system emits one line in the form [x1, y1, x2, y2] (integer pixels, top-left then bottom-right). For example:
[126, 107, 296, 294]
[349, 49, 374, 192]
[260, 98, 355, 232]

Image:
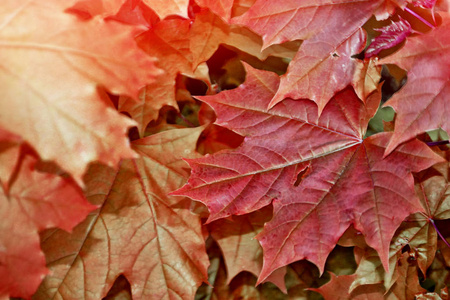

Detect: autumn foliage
[1, 0, 450, 299]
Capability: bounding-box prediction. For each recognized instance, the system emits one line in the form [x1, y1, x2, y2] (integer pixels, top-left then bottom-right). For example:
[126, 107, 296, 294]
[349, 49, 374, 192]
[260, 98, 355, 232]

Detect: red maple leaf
[382, 13, 450, 154]
[365, 16, 412, 58]
[232, 0, 400, 112]
[0, 156, 96, 298]
[196, 0, 234, 21]
[173, 64, 443, 282]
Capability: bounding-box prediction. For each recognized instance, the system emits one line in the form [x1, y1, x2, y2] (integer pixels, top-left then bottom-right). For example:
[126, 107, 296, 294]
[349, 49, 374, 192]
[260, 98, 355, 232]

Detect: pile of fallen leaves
[1, 0, 449, 299]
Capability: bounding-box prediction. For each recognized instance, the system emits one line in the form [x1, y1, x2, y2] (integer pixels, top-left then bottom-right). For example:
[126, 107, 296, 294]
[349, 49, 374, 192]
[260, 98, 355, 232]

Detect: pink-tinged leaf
[347, 151, 450, 293]
[375, 0, 409, 20]
[0, 0, 160, 185]
[269, 28, 367, 113]
[173, 64, 443, 282]
[381, 14, 450, 155]
[173, 64, 375, 221]
[195, 0, 234, 21]
[258, 132, 442, 282]
[365, 17, 412, 58]
[413, 0, 437, 9]
[142, 0, 189, 19]
[0, 156, 95, 299]
[0, 201, 47, 299]
[69, 0, 126, 17]
[263, 267, 288, 293]
[436, 0, 449, 12]
[108, 0, 155, 27]
[35, 127, 209, 300]
[352, 58, 382, 103]
[231, 0, 383, 49]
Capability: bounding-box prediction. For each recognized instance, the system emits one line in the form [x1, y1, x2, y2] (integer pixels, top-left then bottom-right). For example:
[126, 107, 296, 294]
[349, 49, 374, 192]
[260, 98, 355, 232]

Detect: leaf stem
[426, 140, 450, 146]
[404, 7, 436, 29]
[430, 218, 450, 249]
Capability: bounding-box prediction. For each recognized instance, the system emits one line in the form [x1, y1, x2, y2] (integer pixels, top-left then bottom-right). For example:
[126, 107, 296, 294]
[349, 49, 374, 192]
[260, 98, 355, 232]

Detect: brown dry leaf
[353, 58, 383, 102]
[34, 127, 209, 300]
[385, 253, 426, 299]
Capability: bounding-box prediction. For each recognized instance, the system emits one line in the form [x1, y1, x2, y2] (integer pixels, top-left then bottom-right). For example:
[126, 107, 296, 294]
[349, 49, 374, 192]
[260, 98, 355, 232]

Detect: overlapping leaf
[365, 16, 412, 58]
[209, 207, 272, 283]
[34, 127, 209, 300]
[232, 0, 386, 49]
[382, 13, 450, 154]
[0, 0, 160, 184]
[0, 129, 22, 190]
[232, 0, 397, 111]
[352, 58, 382, 103]
[0, 156, 96, 299]
[312, 273, 385, 299]
[209, 206, 287, 292]
[142, 0, 189, 19]
[269, 28, 367, 113]
[196, 0, 234, 21]
[174, 64, 443, 282]
[68, 0, 126, 17]
[119, 9, 228, 135]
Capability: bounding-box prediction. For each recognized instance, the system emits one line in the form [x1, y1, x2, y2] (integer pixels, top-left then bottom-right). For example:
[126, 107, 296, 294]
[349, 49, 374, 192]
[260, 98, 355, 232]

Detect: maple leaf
[312, 273, 385, 299]
[119, 73, 177, 138]
[382, 13, 450, 155]
[195, 0, 234, 21]
[232, 0, 411, 112]
[69, 0, 126, 17]
[142, 0, 189, 19]
[232, 0, 386, 49]
[190, 8, 230, 70]
[209, 211, 270, 283]
[0, 0, 160, 184]
[352, 58, 383, 103]
[385, 254, 427, 299]
[413, 0, 437, 9]
[225, 25, 300, 62]
[137, 10, 230, 75]
[411, 151, 450, 271]
[173, 64, 443, 283]
[428, 249, 450, 294]
[209, 206, 287, 292]
[120, 9, 229, 135]
[0, 129, 22, 191]
[231, 0, 257, 18]
[365, 16, 412, 58]
[268, 28, 367, 113]
[34, 127, 209, 300]
[69, 0, 155, 28]
[0, 156, 96, 299]
[348, 150, 449, 293]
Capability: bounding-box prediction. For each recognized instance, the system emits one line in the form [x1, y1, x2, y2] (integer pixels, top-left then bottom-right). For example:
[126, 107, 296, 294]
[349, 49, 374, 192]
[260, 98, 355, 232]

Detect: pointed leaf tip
[365, 16, 412, 58]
